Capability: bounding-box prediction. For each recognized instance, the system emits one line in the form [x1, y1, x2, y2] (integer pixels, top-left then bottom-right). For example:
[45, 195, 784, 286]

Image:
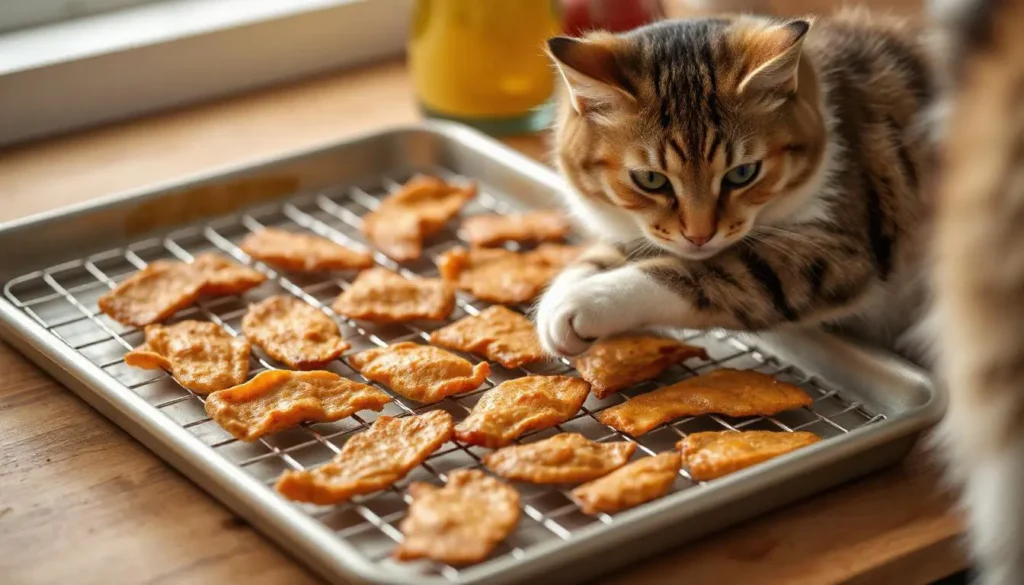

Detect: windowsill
[0, 0, 412, 146]
[0, 0, 386, 76]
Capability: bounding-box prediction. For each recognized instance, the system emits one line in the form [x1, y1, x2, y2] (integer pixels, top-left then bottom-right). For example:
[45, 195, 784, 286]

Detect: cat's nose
[683, 230, 716, 247]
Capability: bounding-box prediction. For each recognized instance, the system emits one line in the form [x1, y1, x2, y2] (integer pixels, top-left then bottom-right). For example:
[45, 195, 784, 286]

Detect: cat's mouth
[646, 232, 728, 261]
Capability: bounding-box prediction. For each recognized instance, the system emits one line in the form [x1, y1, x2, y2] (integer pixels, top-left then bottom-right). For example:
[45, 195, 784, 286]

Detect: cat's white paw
[536, 265, 651, 357]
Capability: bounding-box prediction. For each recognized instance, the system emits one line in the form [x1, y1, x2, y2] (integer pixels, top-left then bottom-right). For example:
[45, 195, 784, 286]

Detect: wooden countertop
[0, 60, 964, 585]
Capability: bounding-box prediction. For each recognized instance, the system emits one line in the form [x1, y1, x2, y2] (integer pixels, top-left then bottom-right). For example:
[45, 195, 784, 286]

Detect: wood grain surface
[0, 2, 964, 583]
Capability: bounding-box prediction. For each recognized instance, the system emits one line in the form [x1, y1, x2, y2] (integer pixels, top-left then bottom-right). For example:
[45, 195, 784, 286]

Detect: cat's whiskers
[744, 232, 810, 266]
[751, 225, 842, 265]
[623, 237, 662, 262]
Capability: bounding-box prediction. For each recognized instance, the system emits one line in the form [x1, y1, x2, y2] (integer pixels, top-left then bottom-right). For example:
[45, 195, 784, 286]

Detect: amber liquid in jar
[409, 0, 562, 135]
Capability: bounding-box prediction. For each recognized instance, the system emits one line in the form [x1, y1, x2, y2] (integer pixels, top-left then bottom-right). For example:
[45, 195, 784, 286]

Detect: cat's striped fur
[540, 3, 1024, 583]
[538, 12, 935, 360]
[932, 0, 1024, 583]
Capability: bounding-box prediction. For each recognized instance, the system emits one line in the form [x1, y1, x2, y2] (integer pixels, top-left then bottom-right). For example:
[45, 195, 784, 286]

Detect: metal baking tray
[0, 122, 943, 585]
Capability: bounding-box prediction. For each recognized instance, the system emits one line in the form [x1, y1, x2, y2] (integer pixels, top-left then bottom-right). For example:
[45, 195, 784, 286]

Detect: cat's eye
[630, 170, 670, 193]
[722, 162, 762, 190]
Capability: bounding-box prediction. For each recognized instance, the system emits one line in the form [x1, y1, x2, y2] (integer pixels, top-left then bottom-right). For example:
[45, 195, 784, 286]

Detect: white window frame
[0, 0, 413, 147]
[0, 0, 164, 33]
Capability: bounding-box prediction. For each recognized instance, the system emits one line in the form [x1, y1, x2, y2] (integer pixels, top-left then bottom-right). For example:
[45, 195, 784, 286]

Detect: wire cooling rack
[3, 166, 885, 580]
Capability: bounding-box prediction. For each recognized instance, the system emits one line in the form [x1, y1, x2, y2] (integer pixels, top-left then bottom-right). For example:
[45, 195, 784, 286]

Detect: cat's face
[549, 17, 828, 260]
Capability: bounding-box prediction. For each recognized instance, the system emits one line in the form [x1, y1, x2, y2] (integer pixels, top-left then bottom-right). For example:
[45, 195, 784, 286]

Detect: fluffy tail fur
[932, 0, 1024, 583]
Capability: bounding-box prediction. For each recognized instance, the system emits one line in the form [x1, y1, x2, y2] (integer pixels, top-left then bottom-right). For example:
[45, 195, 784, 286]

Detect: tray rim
[0, 121, 548, 237]
[0, 121, 946, 585]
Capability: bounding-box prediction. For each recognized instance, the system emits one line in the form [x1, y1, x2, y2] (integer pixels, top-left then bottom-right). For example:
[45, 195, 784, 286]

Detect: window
[0, 0, 412, 146]
[0, 0, 165, 33]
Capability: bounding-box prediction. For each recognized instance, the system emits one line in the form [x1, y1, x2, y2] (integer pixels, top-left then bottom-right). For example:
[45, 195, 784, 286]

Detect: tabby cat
[537, 4, 1024, 584]
[536, 11, 934, 361]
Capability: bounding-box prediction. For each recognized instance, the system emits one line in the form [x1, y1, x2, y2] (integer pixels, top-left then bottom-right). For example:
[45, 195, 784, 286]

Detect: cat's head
[548, 16, 829, 260]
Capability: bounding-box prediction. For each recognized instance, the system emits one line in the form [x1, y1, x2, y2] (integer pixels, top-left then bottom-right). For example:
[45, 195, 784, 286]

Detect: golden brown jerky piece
[454, 375, 590, 448]
[242, 296, 349, 369]
[191, 253, 267, 296]
[576, 336, 710, 398]
[240, 228, 373, 272]
[332, 268, 454, 323]
[205, 370, 390, 441]
[98, 256, 266, 327]
[571, 452, 680, 514]
[363, 176, 476, 261]
[124, 320, 250, 393]
[275, 410, 453, 504]
[598, 369, 814, 437]
[430, 306, 545, 368]
[677, 430, 821, 481]
[394, 469, 520, 566]
[348, 342, 489, 404]
[98, 260, 205, 327]
[437, 244, 581, 304]
[460, 210, 571, 247]
[484, 433, 636, 484]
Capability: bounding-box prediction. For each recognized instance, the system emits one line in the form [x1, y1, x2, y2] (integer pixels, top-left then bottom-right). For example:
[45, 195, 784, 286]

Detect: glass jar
[409, 0, 563, 136]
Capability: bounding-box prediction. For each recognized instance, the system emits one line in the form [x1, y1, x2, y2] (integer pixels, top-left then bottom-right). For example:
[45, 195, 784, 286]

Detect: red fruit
[604, 0, 662, 32]
[562, 0, 663, 37]
[563, 0, 592, 36]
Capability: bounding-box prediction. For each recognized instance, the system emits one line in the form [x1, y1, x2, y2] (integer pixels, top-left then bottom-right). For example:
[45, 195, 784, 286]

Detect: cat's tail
[932, 0, 1024, 583]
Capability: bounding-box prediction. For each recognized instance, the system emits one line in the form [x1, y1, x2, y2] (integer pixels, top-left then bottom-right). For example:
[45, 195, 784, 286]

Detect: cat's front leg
[536, 263, 691, 356]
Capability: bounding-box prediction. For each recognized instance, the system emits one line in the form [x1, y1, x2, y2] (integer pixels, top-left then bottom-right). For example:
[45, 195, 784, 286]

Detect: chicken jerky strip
[394, 469, 520, 566]
[205, 370, 390, 441]
[677, 430, 821, 481]
[348, 342, 489, 403]
[243, 295, 349, 369]
[571, 452, 681, 515]
[275, 410, 454, 504]
[363, 175, 476, 261]
[484, 433, 636, 484]
[430, 306, 545, 368]
[455, 375, 590, 448]
[124, 320, 250, 393]
[332, 268, 454, 323]
[598, 369, 813, 437]
[575, 335, 709, 398]
[240, 228, 373, 272]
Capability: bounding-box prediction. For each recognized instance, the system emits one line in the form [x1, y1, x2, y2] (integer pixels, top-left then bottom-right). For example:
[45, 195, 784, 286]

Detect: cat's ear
[736, 19, 811, 95]
[547, 35, 636, 116]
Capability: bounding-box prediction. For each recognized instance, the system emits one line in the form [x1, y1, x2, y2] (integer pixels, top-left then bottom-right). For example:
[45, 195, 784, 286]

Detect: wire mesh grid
[3, 165, 886, 579]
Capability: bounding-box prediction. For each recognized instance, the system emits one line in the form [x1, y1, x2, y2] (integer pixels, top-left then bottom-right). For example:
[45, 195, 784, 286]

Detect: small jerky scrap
[276, 410, 453, 504]
[98, 260, 204, 327]
[242, 296, 349, 369]
[332, 268, 454, 323]
[205, 370, 390, 441]
[454, 375, 590, 448]
[240, 227, 373, 272]
[571, 452, 681, 515]
[678, 430, 821, 481]
[576, 335, 710, 398]
[191, 252, 267, 295]
[363, 175, 476, 261]
[484, 433, 636, 484]
[394, 469, 520, 566]
[460, 210, 571, 247]
[124, 321, 250, 393]
[598, 369, 813, 437]
[430, 306, 545, 368]
[348, 342, 490, 404]
[437, 244, 581, 304]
